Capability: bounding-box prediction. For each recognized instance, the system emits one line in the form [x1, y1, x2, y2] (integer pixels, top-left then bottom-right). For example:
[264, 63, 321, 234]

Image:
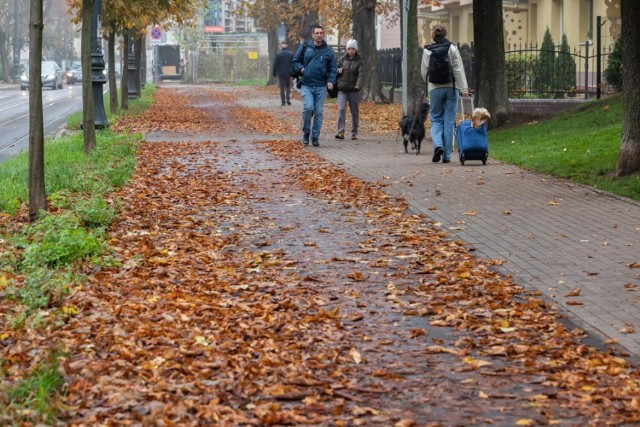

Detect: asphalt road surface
[0, 84, 83, 163]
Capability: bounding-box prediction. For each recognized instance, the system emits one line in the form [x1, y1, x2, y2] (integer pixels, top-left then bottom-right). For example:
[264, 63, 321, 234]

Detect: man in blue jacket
[272, 41, 293, 106]
[290, 25, 337, 147]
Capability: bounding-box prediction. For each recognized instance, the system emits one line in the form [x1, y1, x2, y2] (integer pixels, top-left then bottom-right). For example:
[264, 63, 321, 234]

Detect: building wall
[377, 11, 401, 49]
[205, 0, 255, 34]
[412, 0, 620, 50]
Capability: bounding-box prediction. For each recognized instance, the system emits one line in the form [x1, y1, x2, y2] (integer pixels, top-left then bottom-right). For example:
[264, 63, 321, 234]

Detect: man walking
[290, 25, 337, 147]
[273, 41, 294, 106]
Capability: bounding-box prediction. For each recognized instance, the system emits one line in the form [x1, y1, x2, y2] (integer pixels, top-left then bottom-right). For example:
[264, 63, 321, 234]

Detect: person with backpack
[421, 24, 468, 163]
[290, 25, 337, 147]
[335, 39, 363, 141]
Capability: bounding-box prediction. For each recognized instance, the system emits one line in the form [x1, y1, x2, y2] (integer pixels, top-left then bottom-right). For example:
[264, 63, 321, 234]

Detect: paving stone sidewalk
[186, 84, 640, 360]
[305, 127, 640, 360]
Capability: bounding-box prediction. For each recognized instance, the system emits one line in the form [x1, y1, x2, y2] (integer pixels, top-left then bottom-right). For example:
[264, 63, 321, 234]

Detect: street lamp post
[91, 0, 108, 128]
[127, 31, 139, 99]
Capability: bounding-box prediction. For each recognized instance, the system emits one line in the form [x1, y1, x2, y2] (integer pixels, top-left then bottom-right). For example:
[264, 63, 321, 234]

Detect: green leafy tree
[552, 33, 576, 95]
[535, 27, 555, 94]
[604, 35, 622, 91]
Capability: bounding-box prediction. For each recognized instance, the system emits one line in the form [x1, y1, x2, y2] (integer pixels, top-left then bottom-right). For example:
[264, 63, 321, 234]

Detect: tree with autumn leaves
[25, 0, 203, 220]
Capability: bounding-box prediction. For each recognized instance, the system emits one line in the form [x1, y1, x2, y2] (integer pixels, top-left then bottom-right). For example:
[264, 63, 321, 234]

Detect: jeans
[429, 87, 460, 160]
[337, 91, 359, 135]
[301, 85, 327, 140]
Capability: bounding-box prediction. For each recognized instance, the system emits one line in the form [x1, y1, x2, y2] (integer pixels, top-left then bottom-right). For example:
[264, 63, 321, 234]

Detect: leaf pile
[3, 86, 640, 426]
[112, 89, 221, 134]
[260, 137, 640, 425]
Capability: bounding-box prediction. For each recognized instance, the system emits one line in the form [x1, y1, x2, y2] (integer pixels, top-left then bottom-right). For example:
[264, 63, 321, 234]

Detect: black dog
[399, 102, 430, 155]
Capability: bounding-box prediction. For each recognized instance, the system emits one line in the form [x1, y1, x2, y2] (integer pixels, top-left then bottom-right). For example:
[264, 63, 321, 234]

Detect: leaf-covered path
[6, 86, 640, 426]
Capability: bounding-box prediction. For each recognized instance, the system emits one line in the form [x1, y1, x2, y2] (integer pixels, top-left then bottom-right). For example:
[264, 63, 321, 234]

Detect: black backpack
[426, 42, 453, 85]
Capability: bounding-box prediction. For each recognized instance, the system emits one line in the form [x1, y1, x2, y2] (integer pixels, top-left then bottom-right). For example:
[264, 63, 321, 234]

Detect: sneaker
[335, 131, 344, 140]
[281, 102, 285, 106]
[286, 100, 291, 105]
[351, 134, 358, 140]
[301, 139, 309, 146]
[311, 138, 320, 146]
[432, 146, 444, 163]
[442, 159, 451, 163]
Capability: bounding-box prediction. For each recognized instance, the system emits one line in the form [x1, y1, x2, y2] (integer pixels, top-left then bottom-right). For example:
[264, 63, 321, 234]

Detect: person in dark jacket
[335, 39, 363, 140]
[272, 41, 294, 106]
[290, 25, 337, 147]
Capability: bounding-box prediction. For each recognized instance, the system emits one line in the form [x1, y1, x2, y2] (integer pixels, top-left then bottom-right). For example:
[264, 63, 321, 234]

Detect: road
[0, 84, 83, 163]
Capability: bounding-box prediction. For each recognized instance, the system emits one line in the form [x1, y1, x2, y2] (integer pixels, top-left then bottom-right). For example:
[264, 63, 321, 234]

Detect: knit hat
[346, 39, 358, 51]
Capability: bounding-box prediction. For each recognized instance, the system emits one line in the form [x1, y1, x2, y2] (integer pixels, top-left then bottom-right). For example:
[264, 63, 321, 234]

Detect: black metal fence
[377, 38, 617, 99]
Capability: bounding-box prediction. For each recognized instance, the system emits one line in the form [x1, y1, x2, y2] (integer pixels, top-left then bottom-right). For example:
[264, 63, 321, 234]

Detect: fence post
[390, 52, 396, 103]
[584, 40, 590, 100]
[596, 16, 602, 99]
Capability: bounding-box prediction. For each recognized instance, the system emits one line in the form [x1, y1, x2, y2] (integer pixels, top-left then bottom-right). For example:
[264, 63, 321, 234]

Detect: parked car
[20, 61, 64, 90]
[66, 61, 82, 85]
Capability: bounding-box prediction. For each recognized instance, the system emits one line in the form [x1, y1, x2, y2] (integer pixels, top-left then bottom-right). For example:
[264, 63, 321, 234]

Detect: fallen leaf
[347, 271, 368, 281]
[352, 406, 379, 416]
[565, 288, 581, 297]
[350, 348, 362, 364]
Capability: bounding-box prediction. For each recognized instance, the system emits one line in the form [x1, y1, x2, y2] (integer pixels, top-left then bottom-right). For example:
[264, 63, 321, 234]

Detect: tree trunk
[352, 0, 388, 103]
[473, 0, 510, 129]
[81, 0, 96, 154]
[108, 29, 118, 115]
[406, 0, 423, 115]
[267, 27, 278, 86]
[28, 0, 46, 221]
[0, 32, 10, 83]
[120, 33, 129, 110]
[615, 0, 640, 176]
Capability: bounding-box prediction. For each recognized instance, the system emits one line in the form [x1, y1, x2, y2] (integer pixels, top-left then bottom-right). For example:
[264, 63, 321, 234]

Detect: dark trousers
[278, 75, 291, 104]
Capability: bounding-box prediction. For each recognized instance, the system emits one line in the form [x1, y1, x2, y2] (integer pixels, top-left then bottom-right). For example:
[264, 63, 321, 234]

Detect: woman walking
[335, 39, 363, 140]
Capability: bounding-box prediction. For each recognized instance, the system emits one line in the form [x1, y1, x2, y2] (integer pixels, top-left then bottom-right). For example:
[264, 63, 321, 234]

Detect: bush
[604, 36, 622, 91]
[535, 28, 555, 94]
[553, 34, 577, 95]
[19, 212, 106, 270]
[506, 54, 539, 98]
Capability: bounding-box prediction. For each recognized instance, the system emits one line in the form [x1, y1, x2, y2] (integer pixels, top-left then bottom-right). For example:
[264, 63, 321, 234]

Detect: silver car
[20, 61, 64, 91]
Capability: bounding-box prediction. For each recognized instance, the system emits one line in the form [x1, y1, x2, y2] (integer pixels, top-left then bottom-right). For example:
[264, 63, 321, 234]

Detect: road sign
[151, 27, 162, 40]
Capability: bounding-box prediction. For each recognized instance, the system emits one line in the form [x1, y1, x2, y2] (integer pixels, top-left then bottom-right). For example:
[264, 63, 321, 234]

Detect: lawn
[489, 94, 640, 201]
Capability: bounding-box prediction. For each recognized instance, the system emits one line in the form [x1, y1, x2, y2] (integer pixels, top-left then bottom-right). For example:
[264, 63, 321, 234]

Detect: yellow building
[418, 0, 620, 50]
